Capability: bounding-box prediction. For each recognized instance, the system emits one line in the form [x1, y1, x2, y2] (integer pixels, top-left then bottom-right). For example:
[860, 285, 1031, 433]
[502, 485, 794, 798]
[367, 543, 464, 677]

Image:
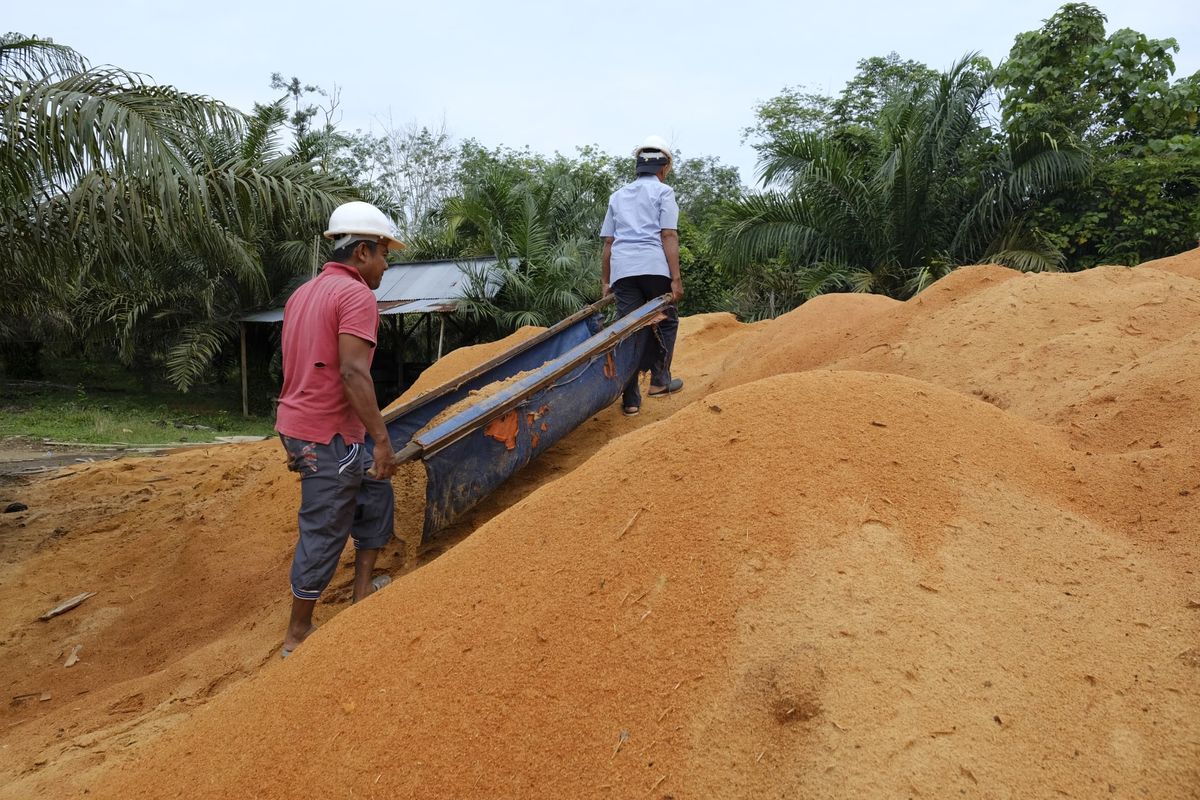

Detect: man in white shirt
[600, 135, 685, 417]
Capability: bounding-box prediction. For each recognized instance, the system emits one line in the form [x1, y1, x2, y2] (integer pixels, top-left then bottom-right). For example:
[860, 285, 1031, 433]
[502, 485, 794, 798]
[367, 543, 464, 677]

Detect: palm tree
[1, 35, 354, 388]
[432, 161, 607, 334]
[713, 56, 1091, 309]
[1, 35, 238, 314]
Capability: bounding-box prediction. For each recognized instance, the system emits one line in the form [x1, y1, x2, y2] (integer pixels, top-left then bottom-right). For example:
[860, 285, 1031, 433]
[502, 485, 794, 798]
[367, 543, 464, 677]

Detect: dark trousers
[613, 274, 677, 408]
[279, 434, 395, 600]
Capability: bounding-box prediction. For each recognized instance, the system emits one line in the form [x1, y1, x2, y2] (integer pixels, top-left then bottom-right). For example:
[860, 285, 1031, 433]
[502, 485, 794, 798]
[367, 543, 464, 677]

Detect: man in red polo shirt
[275, 201, 405, 657]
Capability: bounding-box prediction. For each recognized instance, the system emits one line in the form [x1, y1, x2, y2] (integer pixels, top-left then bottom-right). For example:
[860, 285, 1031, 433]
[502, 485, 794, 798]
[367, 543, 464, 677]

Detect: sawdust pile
[1, 250, 1198, 799]
[711, 262, 1200, 453]
[416, 367, 541, 438]
[382, 325, 546, 415]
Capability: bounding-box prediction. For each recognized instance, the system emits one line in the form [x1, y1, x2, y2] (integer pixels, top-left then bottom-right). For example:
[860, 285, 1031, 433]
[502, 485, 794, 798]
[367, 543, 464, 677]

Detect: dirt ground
[1, 252, 1198, 798]
[0, 439, 122, 481]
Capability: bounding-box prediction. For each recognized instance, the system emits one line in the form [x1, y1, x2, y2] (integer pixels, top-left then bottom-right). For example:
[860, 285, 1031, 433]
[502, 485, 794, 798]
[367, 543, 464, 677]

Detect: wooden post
[436, 315, 446, 361]
[424, 313, 433, 363]
[393, 315, 417, 390]
[393, 316, 405, 389]
[239, 322, 249, 418]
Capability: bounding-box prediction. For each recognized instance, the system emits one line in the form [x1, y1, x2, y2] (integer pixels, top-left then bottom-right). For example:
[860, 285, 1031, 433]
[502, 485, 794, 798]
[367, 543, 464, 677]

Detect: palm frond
[711, 52, 1091, 310]
[165, 319, 238, 392]
[0, 34, 87, 82]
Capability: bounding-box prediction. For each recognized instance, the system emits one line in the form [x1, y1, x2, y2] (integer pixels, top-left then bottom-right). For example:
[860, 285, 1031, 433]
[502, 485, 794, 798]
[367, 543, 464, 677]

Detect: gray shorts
[280, 434, 395, 601]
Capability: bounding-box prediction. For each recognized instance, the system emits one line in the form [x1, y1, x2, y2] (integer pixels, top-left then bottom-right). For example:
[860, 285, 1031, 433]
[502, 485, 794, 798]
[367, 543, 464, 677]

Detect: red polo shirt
[275, 262, 379, 444]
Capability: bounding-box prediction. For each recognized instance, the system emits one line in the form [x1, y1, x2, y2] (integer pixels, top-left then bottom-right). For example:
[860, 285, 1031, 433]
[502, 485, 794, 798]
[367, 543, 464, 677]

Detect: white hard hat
[324, 201, 405, 251]
[632, 134, 673, 162]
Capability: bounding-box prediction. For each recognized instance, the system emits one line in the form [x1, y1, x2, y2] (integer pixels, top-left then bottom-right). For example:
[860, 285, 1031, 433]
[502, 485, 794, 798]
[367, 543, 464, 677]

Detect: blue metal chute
[380, 297, 612, 445]
[382, 295, 672, 538]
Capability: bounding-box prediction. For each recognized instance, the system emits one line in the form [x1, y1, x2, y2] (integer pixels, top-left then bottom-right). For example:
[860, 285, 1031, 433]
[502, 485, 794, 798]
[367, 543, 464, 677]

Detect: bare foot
[282, 622, 317, 656]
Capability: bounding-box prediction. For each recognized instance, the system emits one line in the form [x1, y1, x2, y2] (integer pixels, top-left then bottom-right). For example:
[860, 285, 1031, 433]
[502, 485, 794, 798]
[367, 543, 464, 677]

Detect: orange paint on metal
[484, 411, 520, 450]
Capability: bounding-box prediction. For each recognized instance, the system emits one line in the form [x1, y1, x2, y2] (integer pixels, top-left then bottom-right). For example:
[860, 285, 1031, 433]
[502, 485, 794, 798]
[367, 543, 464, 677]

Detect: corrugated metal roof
[375, 257, 501, 303]
[379, 299, 458, 315]
[239, 257, 503, 323]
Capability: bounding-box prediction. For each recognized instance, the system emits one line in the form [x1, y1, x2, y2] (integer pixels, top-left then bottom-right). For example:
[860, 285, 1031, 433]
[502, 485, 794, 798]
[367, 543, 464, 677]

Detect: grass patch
[0, 383, 275, 445]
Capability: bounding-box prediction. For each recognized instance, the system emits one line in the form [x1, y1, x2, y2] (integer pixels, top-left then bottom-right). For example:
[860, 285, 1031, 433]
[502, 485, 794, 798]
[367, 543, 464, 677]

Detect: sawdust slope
[381, 325, 545, 415]
[698, 263, 1200, 547]
[0, 313, 753, 798]
[0, 444, 411, 796]
[716, 264, 1200, 448]
[5, 255, 1200, 797]
[709, 258, 1200, 558]
[413, 311, 760, 545]
[1140, 246, 1200, 281]
[89, 371, 1200, 799]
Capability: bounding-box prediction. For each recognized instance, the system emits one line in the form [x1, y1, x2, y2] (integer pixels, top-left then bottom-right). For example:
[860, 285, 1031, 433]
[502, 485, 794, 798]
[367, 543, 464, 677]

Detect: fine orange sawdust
[381, 325, 547, 416]
[415, 367, 541, 439]
[0, 249, 1197, 799]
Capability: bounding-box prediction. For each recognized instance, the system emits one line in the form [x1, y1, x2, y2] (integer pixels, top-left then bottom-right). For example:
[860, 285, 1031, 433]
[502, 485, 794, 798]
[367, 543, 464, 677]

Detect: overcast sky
[9, 0, 1199, 182]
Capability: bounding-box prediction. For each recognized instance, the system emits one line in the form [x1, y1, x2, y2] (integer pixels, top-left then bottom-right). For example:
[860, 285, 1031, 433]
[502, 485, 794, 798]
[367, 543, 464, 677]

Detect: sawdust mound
[0, 318, 710, 798]
[0, 441, 432, 796]
[715, 264, 1200, 450]
[382, 325, 546, 414]
[89, 371, 1200, 799]
[1140, 245, 1200, 281]
[711, 291, 901, 390]
[0, 443, 294, 784]
[4, 255, 1200, 799]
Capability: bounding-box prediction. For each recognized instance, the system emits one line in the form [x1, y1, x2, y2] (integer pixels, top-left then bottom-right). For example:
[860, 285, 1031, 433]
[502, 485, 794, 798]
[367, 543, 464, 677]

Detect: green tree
[995, 3, 1200, 266]
[326, 119, 466, 238]
[1, 33, 236, 373]
[675, 213, 732, 316]
[714, 56, 1089, 309]
[664, 155, 743, 315]
[79, 99, 354, 390]
[996, 3, 1199, 148]
[830, 53, 941, 130]
[669, 154, 743, 230]
[1, 35, 353, 387]
[1032, 138, 1200, 266]
[268, 72, 354, 173]
[743, 86, 835, 156]
[744, 53, 942, 163]
[442, 159, 606, 333]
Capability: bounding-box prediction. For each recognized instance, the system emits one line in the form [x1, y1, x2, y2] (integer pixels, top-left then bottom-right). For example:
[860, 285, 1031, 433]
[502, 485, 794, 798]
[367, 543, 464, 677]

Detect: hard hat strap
[332, 234, 376, 250]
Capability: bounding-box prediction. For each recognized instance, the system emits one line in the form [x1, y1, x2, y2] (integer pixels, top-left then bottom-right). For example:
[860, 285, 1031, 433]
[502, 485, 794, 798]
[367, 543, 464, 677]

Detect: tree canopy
[1, 35, 355, 387]
[994, 4, 1200, 266]
[715, 56, 1089, 305]
[4, 4, 1199, 397]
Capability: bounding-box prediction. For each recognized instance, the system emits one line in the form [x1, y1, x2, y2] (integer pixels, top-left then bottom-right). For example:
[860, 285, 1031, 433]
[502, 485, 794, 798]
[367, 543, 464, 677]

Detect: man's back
[601, 176, 679, 282]
[275, 262, 379, 444]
